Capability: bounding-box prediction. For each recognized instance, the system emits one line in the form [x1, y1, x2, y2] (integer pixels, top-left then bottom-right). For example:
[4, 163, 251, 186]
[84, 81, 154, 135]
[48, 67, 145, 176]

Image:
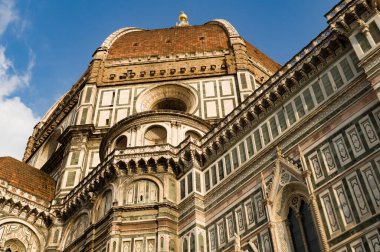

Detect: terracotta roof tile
[107, 23, 281, 75]
[0, 157, 56, 201]
[108, 24, 230, 59]
[245, 40, 281, 73]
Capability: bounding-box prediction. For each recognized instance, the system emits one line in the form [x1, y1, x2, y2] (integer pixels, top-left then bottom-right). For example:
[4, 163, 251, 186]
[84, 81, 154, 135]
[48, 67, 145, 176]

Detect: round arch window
[35, 129, 61, 168]
[114, 135, 128, 149]
[144, 126, 167, 145]
[65, 214, 90, 248]
[124, 180, 158, 204]
[96, 190, 112, 222]
[185, 130, 202, 141]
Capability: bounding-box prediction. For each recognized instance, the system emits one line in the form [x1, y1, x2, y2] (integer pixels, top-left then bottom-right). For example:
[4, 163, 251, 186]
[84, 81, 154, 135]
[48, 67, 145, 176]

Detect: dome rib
[100, 27, 144, 50]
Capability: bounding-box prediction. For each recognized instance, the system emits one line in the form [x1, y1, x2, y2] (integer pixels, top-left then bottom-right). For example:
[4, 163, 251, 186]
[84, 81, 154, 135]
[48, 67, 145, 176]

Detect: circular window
[144, 126, 167, 145]
[136, 84, 197, 113]
[152, 98, 187, 112]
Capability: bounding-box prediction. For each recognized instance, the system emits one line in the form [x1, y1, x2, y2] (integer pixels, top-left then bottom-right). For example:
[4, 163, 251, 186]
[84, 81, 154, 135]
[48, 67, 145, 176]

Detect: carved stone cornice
[325, 0, 377, 28]
[0, 180, 52, 227]
[100, 56, 230, 86]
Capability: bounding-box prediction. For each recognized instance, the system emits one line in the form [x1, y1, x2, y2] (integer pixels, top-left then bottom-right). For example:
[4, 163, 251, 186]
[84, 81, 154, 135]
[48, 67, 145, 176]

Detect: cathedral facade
[1, 1, 380, 251]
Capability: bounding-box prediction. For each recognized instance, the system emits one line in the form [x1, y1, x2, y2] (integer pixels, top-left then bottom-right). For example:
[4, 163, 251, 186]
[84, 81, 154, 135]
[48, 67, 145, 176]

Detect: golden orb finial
[177, 11, 189, 26]
[179, 11, 188, 22]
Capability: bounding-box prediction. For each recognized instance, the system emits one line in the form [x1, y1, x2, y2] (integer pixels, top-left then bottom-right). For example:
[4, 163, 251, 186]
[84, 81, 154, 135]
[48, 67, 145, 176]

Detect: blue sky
[0, 0, 335, 159]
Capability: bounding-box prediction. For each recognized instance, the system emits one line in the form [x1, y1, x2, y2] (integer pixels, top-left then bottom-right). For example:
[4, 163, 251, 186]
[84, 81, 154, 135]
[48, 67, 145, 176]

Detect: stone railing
[325, 0, 352, 22]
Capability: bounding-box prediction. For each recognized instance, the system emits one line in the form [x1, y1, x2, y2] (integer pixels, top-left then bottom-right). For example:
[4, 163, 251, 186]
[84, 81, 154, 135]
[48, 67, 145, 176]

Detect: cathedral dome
[97, 19, 281, 76]
[107, 24, 230, 60]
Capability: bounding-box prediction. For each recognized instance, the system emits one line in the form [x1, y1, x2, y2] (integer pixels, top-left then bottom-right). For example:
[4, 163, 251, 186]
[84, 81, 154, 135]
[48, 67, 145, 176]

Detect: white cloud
[0, 1, 40, 160]
[0, 96, 39, 159]
[0, 0, 18, 36]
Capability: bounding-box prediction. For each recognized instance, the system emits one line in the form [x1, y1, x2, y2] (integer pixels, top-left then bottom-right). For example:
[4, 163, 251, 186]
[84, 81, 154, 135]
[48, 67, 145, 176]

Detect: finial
[177, 11, 190, 27]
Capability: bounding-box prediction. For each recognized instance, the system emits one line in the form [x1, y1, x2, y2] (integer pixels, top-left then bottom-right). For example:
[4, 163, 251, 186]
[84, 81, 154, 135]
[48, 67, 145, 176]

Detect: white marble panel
[98, 110, 111, 127]
[204, 81, 216, 97]
[101, 90, 114, 106]
[118, 89, 130, 105]
[205, 101, 218, 118]
[345, 125, 365, 157]
[320, 144, 337, 175]
[220, 80, 232, 96]
[333, 134, 351, 166]
[308, 152, 325, 182]
[346, 173, 370, 219]
[359, 116, 379, 148]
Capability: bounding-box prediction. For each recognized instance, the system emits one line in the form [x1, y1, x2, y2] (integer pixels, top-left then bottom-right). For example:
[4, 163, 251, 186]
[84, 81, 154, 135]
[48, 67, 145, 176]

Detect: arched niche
[114, 135, 128, 150]
[198, 233, 205, 252]
[35, 129, 61, 168]
[169, 239, 176, 252]
[123, 180, 159, 205]
[183, 238, 188, 252]
[135, 84, 197, 113]
[144, 125, 167, 145]
[189, 233, 195, 252]
[64, 213, 90, 249]
[152, 98, 187, 112]
[95, 190, 113, 222]
[185, 130, 202, 141]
